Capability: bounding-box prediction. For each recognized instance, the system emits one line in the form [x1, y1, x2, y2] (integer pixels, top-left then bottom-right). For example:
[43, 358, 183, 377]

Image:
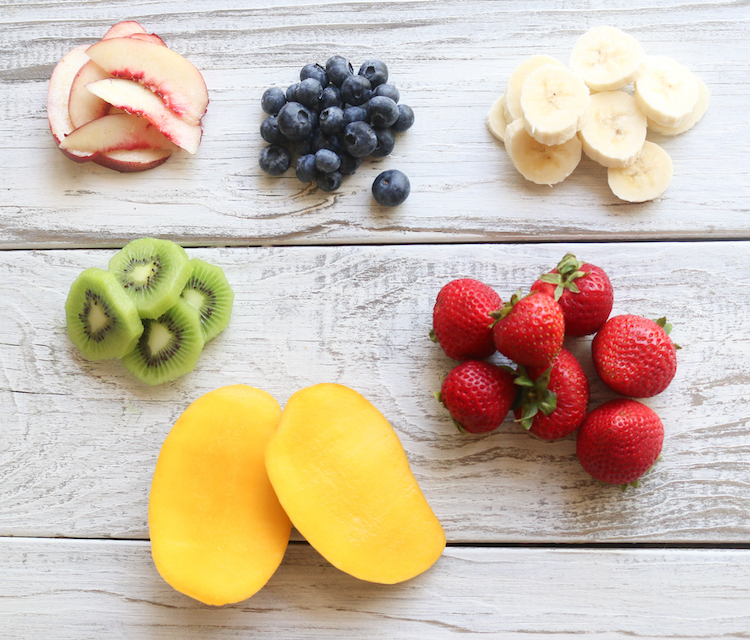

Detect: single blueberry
[370, 127, 395, 157]
[372, 83, 400, 103]
[319, 106, 346, 134]
[343, 121, 378, 157]
[325, 55, 353, 87]
[358, 59, 388, 88]
[296, 77, 323, 110]
[261, 87, 287, 114]
[320, 85, 342, 110]
[391, 104, 415, 132]
[260, 115, 288, 144]
[259, 144, 292, 176]
[338, 151, 362, 175]
[300, 63, 328, 87]
[340, 75, 372, 106]
[316, 170, 344, 192]
[368, 96, 399, 128]
[277, 102, 314, 141]
[311, 131, 342, 154]
[343, 105, 368, 125]
[372, 169, 410, 206]
[286, 83, 299, 102]
[295, 154, 317, 182]
[314, 148, 341, 173]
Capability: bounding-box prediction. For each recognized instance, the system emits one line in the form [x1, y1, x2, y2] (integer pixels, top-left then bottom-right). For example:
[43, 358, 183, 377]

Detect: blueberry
[261, 87, 287, 114]
[311, 130, 342, 153]
[367, 96, 399, 128]
[293, 134, 314, 155]
[319, 106, 346, 134]
[315, 148, 341, 173]
[260, 115, 288, 144]
[300, 63, 328, 87]
[286, 83, 299, 102]
[358, 59, 388, 88]
[343, 121, 378, 157]
[391, 104, 415, 132]
[372, 170, 410, 206]
[320, 85, 342, 110]
[372, 83, 399, 103]
[343, 105, 368, 125]
[340, 75, 372, 106]
[370, 127, 395, 157]
[277, 101, 314, 141]
[325, 55, 353, 87]
[296, 77, 323, 110]
[295, 154, 317, 182]
[338, 151, 362, 175]
[259, 144, 292, 176]
[316, 170, 343, 192]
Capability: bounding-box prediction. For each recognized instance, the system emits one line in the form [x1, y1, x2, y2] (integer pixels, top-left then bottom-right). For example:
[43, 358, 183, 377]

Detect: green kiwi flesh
[65, 268, 144, 361]
[121, 298, 205, 385]
[180, 258, 235, 341]
[109, 238, 193, 320]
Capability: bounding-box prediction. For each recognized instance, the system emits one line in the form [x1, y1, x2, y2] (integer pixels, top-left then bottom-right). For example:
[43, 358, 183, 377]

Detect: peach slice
[59, 112, 178, 154]
[86, 78, 202, 153]
[130, 32, 167, 47]
[93, 148, 172, 172]
[102, 20, 147, 39]
[86, 37, 208, 126]
[68, 61, 111, 129]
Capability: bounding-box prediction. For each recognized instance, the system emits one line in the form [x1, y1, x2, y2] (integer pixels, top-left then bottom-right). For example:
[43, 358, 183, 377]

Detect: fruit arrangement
[486, 26, 709, 202]
[47, 20, 208, 172]
[258, 56, 414, 205]
[432, 252, 679, 487]
[65, 238, 234, 385]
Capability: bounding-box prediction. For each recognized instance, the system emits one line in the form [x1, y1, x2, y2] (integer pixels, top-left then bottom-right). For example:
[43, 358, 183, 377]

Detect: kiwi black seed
[109, 237, 193, 320]
[65, 268, 144, 361]
[121, 298, 205, 385]
[180, 258, 235, 341]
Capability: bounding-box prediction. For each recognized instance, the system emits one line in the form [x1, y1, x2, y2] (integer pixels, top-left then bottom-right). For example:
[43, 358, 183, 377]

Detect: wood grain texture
[1, 242, 748, 542]
[1, 0, 749, 249]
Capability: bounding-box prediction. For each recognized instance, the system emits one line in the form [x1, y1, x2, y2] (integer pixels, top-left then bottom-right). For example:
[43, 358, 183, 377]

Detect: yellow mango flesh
[149, 385, 291, 605]
[265, 383, 446, 584]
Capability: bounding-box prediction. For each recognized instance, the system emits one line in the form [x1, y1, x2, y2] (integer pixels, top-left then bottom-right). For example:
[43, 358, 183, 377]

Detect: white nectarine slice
[68, 61, 111, 129]
[102, 20, 147, 39]
[86, 78, 202, 153]
[59, 113, 178, 154]
[93, 148, 172, 172]
[86, 37, 208, 126]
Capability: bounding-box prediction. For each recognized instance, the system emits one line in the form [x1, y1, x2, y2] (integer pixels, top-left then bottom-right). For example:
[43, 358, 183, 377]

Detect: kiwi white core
[148, 323, 174, 355]
[88, 300, 112, 336]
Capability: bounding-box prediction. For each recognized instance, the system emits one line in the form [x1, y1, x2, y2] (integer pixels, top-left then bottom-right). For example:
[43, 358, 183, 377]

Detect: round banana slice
[647, 76, 710, 136]
[486, 94, 509, 142]
[504, 55, 564, 122]
[634, 56, 699, 128]
[579, 91, 647, 168]
[505, 118, 582, 186]
[520, 64, 590, 146]
[570, 26, 646, 92]
[607, 140, 673, 202]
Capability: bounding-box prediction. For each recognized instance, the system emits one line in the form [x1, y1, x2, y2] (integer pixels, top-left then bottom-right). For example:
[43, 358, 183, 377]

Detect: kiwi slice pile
[64, 238, 235, 385]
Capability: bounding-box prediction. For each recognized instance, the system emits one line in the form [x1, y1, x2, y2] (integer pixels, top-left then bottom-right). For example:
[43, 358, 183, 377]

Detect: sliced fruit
[59, 113, 178, 154]
[634, 56, 699, 128]
[578, 91, 647, 168]
[122, 298, 205, 385]
[647, 76, 710, 136]
[102, 20, 147, 40]
[92, 147, 173, 172]
[150, 385, 290, 605]
[505, 118, 581, 185]
[569, 26, 646, 92]
[108, 237, 193, 320]
[65, 267, 143, 361]
[504, 55, 564, 123]
[607, 140, 673, 202]
[68, 61, 112, 129]
[86, 37, 209, 126]
[86, 78, 202, 154]
[265, 383, 446, 584]
[130, 32, 167, 47]
[486, 94, 509, 142]
[520, 64, 590, 145]
[180, 258, 235, 342]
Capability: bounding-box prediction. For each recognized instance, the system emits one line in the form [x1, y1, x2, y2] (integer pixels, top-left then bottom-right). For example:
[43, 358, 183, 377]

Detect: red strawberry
[592, 315, 678, 398]
[576, 398, 664, 487]
[437, 360, 517, 433]
[513, 348, 590, 441]
[431, 278, 501, 361]
[531, 253, 613, 337]
[491, 290, 564, 368]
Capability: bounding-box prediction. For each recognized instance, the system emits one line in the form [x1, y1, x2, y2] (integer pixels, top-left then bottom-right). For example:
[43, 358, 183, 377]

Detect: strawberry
[431, 278, 501, 361]
[592, 315, 678, 398]
[513, 348, 590, 441]
[576, 398, 664, 487]
[490, 290, 564, 368]
[531, 253, 613, 337]
[437, 360, 517, 433]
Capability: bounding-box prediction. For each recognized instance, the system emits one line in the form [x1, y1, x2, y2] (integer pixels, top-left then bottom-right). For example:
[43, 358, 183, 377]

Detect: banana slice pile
[487, 25, 709, 203]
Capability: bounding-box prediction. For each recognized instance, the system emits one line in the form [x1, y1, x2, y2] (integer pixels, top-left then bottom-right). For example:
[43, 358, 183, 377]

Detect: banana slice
[647, 76, 710, 136]
[504, 55, 564, 122]
[634, 56, 699, 128]
[486, 94, 510, 142]
[607, 140, 673, 202]
[505, 118, 582, 186]
[579, 91, 647, 168]
[569, 26, 646, 92]
[520, 64, 590, 146]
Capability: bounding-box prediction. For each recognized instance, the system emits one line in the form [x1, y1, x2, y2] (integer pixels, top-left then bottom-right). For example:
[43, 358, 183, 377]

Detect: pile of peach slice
[47, 20, 208, 172]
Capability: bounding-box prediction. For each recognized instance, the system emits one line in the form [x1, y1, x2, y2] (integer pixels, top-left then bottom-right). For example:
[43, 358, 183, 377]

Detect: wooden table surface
[2, 1, 749, 637]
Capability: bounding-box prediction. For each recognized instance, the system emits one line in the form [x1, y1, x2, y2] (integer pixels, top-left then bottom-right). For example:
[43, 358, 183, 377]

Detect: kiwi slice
[121, 298, 205, 385]
[180, 258, 235, 341]
[65, 267, 144, 361]
[109, 238, 193, 320]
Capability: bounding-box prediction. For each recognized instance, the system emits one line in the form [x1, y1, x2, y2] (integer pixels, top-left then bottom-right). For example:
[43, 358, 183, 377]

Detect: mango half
[265, 383, 446, 584]
[149, 385, 291, 605]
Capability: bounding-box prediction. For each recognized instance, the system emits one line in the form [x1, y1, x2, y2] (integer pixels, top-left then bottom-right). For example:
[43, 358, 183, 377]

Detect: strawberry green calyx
[512, 365, 558, 431]
[538, 253, 589, 301]
[654, 316, 682, 349]
[489, 289, 524, 326]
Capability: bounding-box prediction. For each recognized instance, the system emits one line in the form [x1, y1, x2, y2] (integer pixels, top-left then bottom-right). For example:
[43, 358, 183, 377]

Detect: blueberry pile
[259, 56, 414, 204]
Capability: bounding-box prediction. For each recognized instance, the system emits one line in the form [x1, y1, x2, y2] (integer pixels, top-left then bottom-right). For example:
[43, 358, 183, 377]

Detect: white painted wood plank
[1, 0, 748, 248]
[2, 538, 749, 639]
[1, 242, 748, 542]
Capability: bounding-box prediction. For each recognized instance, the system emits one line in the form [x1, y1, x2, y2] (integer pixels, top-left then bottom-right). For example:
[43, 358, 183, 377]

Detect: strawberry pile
[431, 253, 679, 488]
